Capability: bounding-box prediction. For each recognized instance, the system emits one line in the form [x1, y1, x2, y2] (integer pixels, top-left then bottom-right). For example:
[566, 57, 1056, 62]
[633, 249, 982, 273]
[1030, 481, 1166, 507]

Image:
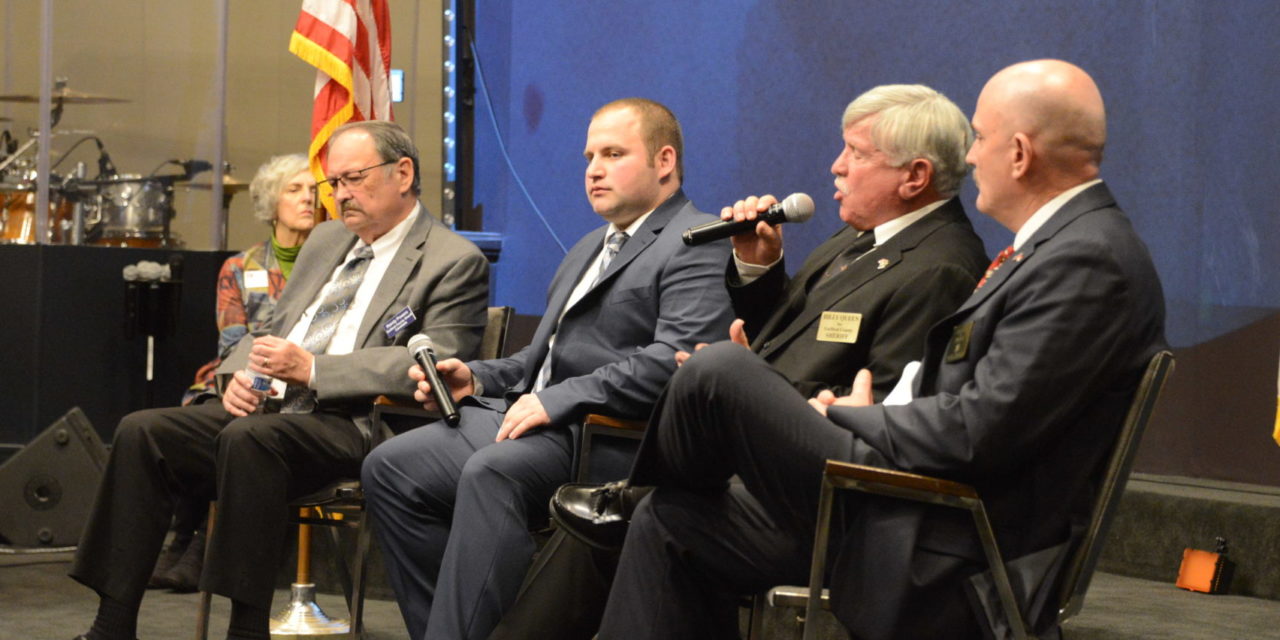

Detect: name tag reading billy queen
[817, 311, 861, 344]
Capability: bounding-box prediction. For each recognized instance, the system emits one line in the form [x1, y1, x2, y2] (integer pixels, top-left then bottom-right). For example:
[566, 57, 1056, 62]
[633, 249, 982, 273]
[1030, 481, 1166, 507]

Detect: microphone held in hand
[682, 192, 815, 246]
[408, 333, 461, 426]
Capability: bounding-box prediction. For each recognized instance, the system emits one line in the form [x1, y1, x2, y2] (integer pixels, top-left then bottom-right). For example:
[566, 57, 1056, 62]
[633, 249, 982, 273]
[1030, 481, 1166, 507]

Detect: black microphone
[407, 333, 460, 426]
[682, 192, 815, 246]
[94, 138, 117, 178]
[175, 159, 213, 178]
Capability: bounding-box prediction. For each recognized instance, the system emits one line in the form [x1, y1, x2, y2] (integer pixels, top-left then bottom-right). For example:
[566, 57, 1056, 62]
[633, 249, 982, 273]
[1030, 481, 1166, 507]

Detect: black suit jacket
[827, 183, 1167, 639]
[730, 198, 988, 399]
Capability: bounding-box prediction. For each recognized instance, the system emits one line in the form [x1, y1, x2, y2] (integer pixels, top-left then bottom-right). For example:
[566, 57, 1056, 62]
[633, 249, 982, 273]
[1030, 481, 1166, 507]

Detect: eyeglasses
[321, 159, 397, 190]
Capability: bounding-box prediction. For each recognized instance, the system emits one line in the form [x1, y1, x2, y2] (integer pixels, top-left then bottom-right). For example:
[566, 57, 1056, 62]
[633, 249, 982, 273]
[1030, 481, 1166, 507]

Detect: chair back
[1057, 350, 1174, 621]
[481, 306, 514, 360]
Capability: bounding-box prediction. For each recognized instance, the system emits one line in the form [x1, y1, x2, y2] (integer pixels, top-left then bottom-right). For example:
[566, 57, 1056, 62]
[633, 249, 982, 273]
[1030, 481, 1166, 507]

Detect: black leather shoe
[146, 532, 191, 589]
[550, 481, 652, 551]
[160, 529, 205, 593]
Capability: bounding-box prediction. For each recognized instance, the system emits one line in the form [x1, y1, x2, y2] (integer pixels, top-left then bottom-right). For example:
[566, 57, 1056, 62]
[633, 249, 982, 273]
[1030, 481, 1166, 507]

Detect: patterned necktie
[815, 230, 876, 288]
[533, 231, 630, 392]
[591, 231, 630, 287]
[974, 245, 1015, 291]
[281, 242, 376, 413]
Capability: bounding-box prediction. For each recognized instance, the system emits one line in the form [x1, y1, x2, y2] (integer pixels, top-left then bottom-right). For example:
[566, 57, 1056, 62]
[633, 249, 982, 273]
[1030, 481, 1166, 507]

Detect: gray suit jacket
[826, 183, 1167, 639]
[219, 208, 490, 435]
[467, 190, 735, 428]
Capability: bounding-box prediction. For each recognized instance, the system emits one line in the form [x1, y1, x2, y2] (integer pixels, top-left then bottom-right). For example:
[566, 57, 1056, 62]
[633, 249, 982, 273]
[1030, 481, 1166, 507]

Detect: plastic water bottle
[245, 366, 274, 394]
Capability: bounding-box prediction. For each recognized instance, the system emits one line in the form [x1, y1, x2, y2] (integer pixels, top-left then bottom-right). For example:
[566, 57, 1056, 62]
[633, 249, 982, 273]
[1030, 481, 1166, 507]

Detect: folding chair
[754, 350, 1174, 640]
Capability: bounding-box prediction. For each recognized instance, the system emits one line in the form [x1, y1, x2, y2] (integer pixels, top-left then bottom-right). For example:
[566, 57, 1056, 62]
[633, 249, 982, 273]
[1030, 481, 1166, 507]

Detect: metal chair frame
[763, 350, 1174, 640]
[575, 413, 646, 483]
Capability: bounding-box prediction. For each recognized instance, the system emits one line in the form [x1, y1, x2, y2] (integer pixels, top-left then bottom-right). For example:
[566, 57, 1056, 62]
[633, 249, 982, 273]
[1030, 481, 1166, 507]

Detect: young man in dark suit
[575, 60, 1166, 640]
[492, 84, 990, 640]
[359, 98, 735, 640]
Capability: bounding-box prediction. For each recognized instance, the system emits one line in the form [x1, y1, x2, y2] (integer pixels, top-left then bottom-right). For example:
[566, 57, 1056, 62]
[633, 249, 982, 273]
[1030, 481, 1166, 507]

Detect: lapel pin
[1013, 253, 1025, 262]
[877, 258, 889, 270]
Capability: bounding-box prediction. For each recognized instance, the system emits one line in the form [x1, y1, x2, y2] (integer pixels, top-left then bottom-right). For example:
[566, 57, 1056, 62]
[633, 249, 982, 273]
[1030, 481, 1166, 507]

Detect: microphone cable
[469, 37, 568, 255]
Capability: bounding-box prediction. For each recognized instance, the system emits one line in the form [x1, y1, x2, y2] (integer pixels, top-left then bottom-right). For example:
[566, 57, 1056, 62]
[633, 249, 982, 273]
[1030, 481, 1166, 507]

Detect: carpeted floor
[0, 550, 409, 640]
[4, 549, 1279, 639]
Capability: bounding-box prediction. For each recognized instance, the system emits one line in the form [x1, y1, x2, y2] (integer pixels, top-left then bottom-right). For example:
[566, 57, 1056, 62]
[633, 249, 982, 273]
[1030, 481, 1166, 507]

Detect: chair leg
[802, 479, 836, 640]
[194, 502, 217, 640]
[319, 515, 355, 612]
[747, 592, 767, 640]
[347, 511, 374, 640]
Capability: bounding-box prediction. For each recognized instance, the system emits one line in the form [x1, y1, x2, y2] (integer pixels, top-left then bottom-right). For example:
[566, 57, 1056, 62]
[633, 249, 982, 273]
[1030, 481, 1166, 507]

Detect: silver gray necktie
[281, 243, 376, 413]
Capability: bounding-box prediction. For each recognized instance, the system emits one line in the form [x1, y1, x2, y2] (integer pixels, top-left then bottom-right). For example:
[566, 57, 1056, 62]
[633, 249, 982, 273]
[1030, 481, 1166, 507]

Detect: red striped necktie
[974, 245, 1015, 291]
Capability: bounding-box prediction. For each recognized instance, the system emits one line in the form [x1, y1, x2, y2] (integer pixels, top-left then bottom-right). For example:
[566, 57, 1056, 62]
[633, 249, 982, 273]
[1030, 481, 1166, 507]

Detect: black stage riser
[1099, 474, 1280, 601]
[0, 244, 231, 449]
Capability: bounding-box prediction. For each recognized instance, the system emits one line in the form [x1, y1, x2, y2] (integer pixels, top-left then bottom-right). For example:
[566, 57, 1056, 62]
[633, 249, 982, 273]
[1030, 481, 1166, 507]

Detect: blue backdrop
[469, 0, 1280, 351]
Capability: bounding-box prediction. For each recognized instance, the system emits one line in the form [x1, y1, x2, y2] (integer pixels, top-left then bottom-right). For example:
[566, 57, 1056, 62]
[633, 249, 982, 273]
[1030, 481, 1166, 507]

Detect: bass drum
[0, 181, 74, 244]
[88, 175, 171, 248]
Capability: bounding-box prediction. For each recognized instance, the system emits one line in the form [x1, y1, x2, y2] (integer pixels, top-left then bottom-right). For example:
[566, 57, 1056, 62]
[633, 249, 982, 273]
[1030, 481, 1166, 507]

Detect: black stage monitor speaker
[0, 407, 108, 546]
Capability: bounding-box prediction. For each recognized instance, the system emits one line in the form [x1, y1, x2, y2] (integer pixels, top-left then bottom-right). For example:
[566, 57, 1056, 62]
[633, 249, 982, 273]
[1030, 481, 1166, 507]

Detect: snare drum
[0, 182, 74, 244]
[89, 175, 172, 247]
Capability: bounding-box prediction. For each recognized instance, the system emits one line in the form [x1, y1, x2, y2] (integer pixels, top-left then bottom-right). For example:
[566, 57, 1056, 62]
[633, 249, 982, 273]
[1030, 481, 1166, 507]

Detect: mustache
[340, 201, 364, 214]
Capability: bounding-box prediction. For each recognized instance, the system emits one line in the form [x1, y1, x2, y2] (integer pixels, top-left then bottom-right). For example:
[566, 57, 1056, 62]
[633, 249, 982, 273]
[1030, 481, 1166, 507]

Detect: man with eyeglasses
[68, 120, 490, 640]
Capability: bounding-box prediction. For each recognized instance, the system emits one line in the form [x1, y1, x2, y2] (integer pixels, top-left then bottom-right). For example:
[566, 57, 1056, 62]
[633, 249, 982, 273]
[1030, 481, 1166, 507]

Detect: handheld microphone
[94, 138, 117, 178]
[682, 192, 815, 246]
[407, 333, 460, 426]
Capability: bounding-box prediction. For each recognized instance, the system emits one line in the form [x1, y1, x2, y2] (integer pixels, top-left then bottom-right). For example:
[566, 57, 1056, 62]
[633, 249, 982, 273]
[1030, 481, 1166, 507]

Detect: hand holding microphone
[682, 192, 814, 247]
[408, 334, 462, 426]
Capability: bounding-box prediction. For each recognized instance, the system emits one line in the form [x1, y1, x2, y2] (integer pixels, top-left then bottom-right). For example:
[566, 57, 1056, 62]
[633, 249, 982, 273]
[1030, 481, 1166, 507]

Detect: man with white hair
[579, 60, 1166, 639]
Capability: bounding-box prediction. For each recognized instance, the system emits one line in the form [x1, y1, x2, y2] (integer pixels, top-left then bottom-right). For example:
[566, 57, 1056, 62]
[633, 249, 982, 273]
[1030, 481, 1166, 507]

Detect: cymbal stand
[0, 136, 37, 174]
[68, 161, 87, 245]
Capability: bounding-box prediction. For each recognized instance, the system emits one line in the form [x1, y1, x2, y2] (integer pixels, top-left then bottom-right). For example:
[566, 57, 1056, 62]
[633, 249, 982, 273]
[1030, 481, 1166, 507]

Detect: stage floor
[3, 550, 1279, 640]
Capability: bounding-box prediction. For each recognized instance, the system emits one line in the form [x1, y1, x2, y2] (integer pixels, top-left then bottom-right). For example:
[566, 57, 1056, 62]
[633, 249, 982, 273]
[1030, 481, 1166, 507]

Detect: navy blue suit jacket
[827, 183, 1167, 639]
[468, 190, 735, 430]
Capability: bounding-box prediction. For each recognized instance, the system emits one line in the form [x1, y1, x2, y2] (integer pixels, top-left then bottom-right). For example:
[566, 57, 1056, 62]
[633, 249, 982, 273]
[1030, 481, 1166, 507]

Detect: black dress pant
[69, 401, 366, 608]
[589, 342, 854, 639]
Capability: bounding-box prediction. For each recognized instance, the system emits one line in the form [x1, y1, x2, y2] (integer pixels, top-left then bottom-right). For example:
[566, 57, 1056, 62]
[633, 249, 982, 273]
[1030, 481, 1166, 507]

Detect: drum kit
[0, 79, 246, 248]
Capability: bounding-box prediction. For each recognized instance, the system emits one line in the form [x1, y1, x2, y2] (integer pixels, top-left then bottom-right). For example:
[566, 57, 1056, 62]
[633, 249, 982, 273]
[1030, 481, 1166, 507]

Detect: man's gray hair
[841, 84, 972, 198]
[250, 153, 310, 224]
[332, 119, 421, 195]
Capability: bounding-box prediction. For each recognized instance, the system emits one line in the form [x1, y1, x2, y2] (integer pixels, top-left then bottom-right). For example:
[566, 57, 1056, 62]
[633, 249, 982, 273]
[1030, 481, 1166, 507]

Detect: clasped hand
[808, 369, 874, 416]
[674, 319, 751, 366]
[223, 336, 313, 417]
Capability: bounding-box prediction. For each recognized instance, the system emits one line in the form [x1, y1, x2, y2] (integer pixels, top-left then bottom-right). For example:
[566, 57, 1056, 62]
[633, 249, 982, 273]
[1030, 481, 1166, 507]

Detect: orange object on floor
[1176, 548, 1228, 593]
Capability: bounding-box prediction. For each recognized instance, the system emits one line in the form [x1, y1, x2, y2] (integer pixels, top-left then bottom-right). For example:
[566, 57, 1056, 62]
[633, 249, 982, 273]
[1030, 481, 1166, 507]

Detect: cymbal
[0, 87, 129, 105]
[180, 174, 249, 194]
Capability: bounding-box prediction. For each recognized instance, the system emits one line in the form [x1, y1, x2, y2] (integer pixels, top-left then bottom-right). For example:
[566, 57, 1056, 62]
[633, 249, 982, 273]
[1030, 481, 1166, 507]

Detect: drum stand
[156, 175, 177, 248]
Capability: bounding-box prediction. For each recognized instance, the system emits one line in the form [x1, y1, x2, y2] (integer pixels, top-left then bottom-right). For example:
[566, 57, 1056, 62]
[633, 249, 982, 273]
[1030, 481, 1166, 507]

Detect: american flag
[289, 0, 393, 219]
